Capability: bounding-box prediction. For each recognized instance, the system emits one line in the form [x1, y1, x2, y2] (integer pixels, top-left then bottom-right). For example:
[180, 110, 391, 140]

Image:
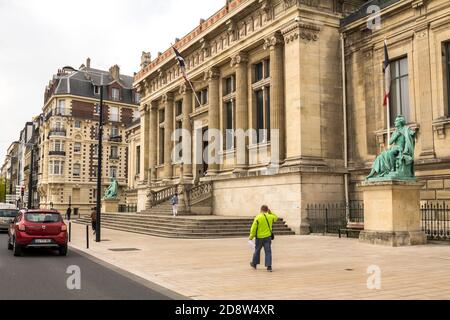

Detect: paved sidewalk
[68, 222, 450, 300]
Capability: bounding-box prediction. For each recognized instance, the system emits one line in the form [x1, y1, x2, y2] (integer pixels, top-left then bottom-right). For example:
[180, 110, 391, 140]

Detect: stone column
[414, 24, 435, 158]
[163, 92, 174, 179]
[205, 67, 220, 175]
[139, 105, 149, 182]
[231, 52, 249, 171]
[180, 83, 193, 179]
[264, 31, 285, 165]
[148, 101, 158, 181]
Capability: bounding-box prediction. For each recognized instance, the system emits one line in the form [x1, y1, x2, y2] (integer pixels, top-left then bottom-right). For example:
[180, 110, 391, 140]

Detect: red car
[8, 209, 68, 257]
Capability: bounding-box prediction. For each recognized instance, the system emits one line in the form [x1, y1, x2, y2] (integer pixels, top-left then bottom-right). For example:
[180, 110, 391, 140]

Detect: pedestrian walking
[170, 193, 179, 217]
[91, 207, 97, 234]
[249, 205, 278, 272]
[66, 206, 72, 221]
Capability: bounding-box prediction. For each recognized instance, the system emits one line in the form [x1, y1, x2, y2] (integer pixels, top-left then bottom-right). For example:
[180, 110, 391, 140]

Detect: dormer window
[112, 88, 120, 101]
[94, 86, 100, 95]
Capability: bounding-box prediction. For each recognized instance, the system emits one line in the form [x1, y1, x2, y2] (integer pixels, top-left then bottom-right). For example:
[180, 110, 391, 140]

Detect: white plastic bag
[247, 239, 255, 250]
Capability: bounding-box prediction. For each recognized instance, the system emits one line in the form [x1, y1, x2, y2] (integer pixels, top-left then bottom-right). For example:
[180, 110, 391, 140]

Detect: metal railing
[49, 129, 67, 137]
[307, 201, 364, 235]
[421, 202, 450, 241]
[118, 204, 137, 213]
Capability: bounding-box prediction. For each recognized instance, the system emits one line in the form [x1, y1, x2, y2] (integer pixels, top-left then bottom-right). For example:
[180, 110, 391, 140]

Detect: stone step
[76, 216, 289, 227]
[74, 213, 295, 239]
[75, 218, 290, 232]
[74, 221, 295, 239]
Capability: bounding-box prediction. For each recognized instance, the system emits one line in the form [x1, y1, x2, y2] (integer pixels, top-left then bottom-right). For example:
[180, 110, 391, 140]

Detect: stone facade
[131, 0, 366, 234]
[129, 0, 450, 234]
[342, 0, 450, 204]
[38, 61, 139, 215]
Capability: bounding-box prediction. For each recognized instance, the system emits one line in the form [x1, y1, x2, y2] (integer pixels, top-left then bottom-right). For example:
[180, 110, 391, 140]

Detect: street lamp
[63, 66, 103, 242]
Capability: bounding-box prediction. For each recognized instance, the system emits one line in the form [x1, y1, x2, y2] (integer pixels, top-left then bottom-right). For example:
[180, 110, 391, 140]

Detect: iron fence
[307, 201, 364, 235]
[118, 204, 137, 213]
[421, 202, 450, 241]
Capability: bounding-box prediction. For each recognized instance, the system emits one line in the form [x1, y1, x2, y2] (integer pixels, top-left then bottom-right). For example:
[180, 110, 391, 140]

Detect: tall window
[111, 126, 120, 137]
[109, 106, 119, 122]
[253, 60, 270, 83]
[56, 100, 66, 115]
[224, 101, 235, 150]
[112, 88, 120, 101]
[73, 164, 81, 177]
[195, 88, 209, 108]
[74, 142, 81, 153]
[176, 100, 183, 117]
[390, 57, 410, 125]
[74, 120, 81, 128]
[109, 166, 117, 178]
[136, 146, 141, 175]
[110, 146, 119, 159]
[53, 140, 64, 152]
[49, 160, 64, 175]
[135, 92, 141, 104]
[253, 59, 271, 143]
[159, 110, 165, 165]
[445, 41, 450, 116]
[224, 75, 235, 96]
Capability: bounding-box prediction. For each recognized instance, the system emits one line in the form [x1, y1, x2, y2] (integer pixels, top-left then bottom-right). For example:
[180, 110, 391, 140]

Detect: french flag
[173, 46, 188, 81]
[383, 40, 391, 107]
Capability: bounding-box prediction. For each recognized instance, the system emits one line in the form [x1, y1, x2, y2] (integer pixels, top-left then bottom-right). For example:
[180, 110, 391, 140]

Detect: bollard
[68, 222, 72, 243]
[86, 224, 89, 249]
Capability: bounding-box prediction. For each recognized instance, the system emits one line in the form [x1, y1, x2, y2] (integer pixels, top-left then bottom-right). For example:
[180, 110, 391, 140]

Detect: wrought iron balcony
[109, 154, 120, 160]
[109, 135, 122, 143]
[49, 129, 67, 137]
[49, 151, 66, 156]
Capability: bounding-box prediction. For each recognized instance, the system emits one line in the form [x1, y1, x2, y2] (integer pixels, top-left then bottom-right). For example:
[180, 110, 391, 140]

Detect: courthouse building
[38, 59, 139, 214]
[128, 0, 450, 234]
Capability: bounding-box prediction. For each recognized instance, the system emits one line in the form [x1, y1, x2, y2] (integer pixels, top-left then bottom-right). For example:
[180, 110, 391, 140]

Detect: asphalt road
[0, 233, 182, 300]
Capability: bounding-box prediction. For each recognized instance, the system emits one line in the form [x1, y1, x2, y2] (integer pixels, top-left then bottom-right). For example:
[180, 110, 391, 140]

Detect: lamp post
[95, 84, 104, 242]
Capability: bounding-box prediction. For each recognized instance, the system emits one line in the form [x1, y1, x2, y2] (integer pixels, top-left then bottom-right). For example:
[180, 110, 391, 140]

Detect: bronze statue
[367, 115, 416, 180]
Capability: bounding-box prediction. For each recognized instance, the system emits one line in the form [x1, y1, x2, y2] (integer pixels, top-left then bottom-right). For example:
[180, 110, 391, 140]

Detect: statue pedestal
[358, 180, 427, 247]
[101, 199, 120, 213]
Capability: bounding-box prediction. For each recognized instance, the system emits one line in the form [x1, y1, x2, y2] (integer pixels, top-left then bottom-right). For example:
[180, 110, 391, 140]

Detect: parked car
[0, 204, 19, 232]
[8, 209, 68, 257]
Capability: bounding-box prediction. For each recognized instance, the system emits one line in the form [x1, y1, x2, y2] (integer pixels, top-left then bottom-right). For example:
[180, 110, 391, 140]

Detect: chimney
[109, 64, 120, 81]
[86, 57, 91, 69]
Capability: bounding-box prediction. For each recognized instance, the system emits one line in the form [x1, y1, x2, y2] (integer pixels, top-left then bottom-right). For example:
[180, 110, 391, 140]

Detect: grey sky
[0, 0, 223, 159]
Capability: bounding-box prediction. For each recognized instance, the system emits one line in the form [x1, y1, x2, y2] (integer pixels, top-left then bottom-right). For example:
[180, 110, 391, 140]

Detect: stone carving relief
[281, 20, 321, 44]
[140, 51, 152, 68]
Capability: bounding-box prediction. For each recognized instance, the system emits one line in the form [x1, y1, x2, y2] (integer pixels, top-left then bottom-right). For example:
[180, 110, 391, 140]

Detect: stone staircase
[74, 213, 296, 239]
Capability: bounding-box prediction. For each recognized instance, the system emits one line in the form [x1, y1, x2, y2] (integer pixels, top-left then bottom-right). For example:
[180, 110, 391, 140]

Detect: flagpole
[386, 97, 391, 150]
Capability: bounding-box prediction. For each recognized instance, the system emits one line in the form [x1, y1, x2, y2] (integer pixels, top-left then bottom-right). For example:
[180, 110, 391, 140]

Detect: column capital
[179, 82, 193, 95]
[204, 67, 220, 82]
[263, 31, 284, 50]
[281, 20, 321, 44]
[139, 104, 149, 115]
[230, 52, 249, 68]
[162, 92, 174, 104]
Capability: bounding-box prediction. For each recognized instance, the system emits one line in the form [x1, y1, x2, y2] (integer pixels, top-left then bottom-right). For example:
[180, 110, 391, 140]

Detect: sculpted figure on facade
[366, 115, 416, 181]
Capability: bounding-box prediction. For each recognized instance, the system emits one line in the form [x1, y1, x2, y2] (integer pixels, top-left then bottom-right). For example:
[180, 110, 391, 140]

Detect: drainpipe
[341, 33, 350, 220]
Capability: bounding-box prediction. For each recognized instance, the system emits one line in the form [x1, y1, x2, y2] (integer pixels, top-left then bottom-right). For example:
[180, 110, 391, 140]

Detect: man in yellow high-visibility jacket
[249, 205, 278, 272]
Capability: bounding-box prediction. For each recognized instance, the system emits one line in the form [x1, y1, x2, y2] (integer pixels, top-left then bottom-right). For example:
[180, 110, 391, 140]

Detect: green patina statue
[104, 178, 119, 200]
[366, 115, 416, 181]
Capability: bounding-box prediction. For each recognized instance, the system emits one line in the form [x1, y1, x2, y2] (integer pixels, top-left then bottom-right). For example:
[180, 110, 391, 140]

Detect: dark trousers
[91, 221, 96, 232]
[252, 237, 272, 267]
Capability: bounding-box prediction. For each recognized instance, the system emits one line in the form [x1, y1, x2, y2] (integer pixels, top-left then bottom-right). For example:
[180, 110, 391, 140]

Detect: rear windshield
[0, 209, 18, 218]
[25, 213, 61, 223]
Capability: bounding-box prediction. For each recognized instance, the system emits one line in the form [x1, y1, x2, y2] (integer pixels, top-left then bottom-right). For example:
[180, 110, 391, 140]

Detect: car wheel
[7, 237, 13, 250]
[13, 239, 22, 257]
[59, 245, 68, 256]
